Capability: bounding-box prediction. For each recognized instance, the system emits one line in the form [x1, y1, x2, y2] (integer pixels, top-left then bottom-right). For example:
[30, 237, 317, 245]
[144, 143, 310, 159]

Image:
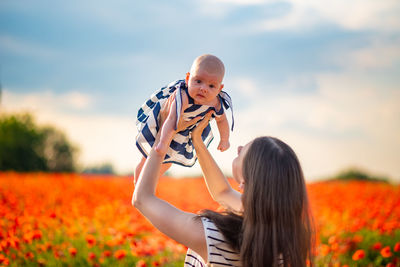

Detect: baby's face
[186, 66, 224, 105]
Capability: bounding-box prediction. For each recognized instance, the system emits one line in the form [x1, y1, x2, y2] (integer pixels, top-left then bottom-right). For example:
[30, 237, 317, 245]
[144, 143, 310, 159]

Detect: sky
[1, 0, 399, 182]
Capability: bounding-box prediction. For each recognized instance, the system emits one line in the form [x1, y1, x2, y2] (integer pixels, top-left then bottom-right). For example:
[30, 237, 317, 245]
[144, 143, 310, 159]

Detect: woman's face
[232, 141, 252, 188]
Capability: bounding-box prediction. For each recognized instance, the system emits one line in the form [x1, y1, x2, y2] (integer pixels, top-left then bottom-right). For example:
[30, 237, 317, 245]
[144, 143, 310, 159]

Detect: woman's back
[185, 217, 241, 267]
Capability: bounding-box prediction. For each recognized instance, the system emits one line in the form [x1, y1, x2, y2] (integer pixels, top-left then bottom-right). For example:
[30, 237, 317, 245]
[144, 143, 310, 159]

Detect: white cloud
[342, 38, 400, 70]
[310, 0, 400, 32]
[3, 90, 94, 111]
[243, 0, 400, 32]
[230, 77, 259, 97]
[63, 92, 94, 110]
[314, 72, 400, 141]
[255, 4, 317, 32]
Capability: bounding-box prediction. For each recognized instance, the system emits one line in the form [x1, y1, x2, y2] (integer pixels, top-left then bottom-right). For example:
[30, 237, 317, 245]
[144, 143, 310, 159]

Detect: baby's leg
[160, 163, 172, 177]
[156, 99, 177, 154]
[134, 157, 172, 185]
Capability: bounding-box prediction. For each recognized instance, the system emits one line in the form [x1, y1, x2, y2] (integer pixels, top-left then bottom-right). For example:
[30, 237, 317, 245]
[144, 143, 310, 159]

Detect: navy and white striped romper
[136, 80, 233, 167]
[184, 217, 241, 267]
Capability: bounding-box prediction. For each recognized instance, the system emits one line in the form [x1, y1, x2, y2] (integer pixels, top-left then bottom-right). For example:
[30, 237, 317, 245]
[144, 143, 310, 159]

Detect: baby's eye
[209, 84, 215, 88]
[196, 80, 201, 84]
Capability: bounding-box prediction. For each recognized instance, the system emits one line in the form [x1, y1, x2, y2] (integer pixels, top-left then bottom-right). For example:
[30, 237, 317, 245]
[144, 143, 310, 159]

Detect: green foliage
[83, 163, 115, 175]
[0, 113, 77, 172]
[0, 113, 47, 171]
[41, 126, 76, 172]
[334, 168, 389, 183]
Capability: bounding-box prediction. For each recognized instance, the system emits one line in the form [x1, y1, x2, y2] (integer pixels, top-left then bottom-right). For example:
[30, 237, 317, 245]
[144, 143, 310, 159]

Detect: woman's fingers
[198, 111, 213, 128]
[176, 110, 214, 133]
[176, 115, 200, 132]
[191, 111, 214, 137]
[160, 91, 177, 127]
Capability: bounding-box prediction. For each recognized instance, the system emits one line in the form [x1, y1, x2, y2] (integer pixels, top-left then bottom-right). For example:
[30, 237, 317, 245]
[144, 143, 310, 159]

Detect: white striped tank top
[184, 217, 241, 267]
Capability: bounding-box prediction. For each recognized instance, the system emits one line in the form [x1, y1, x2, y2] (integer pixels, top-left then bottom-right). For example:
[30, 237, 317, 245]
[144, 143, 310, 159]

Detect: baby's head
[185, 54, 225, 105]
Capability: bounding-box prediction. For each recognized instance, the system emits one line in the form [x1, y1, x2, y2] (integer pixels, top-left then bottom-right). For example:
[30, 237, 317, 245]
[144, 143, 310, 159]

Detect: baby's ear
[219, 84, 224, 91]
[185, 72, 190, 84]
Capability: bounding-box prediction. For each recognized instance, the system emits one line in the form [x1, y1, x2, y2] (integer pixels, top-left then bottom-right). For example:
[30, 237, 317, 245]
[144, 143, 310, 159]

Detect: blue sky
[1, 0, 399, 181]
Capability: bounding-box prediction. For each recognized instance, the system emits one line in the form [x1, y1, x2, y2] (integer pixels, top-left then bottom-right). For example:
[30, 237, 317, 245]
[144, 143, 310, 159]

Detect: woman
[132, 111, 315, 267]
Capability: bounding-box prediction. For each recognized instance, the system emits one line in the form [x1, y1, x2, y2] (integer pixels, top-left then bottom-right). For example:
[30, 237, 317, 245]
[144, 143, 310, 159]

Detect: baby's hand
[217, 139, 230, 152]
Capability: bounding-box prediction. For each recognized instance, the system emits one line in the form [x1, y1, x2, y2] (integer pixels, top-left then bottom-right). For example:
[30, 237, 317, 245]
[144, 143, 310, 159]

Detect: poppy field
[0, 172, 399, 267]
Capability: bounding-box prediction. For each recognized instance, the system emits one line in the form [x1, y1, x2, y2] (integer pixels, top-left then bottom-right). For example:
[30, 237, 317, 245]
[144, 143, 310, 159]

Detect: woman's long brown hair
[201, 136, 315, 267]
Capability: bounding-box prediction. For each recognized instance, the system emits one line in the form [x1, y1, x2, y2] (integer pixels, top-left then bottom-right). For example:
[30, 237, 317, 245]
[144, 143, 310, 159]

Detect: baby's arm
[215, 113, 230, 152]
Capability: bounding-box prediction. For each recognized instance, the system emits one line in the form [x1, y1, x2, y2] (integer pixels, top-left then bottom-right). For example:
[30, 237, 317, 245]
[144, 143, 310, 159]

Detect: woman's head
[238, 136, 314, 267]
[232, 141, 252, 189]
[240, 136, 306, 217]
[203, 136, 314, 267]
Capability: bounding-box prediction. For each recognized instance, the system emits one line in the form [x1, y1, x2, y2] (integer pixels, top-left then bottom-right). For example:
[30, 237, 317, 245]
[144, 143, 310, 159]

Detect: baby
[135, 54, 234, 181]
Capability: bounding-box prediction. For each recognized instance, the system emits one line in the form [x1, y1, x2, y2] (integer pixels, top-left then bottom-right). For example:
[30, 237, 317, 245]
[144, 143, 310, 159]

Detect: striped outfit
[136, 80, 233, 167]
[185, 217, 241, 267]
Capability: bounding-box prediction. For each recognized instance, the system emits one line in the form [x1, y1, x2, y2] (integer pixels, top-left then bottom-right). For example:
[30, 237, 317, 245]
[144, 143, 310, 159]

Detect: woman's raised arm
[132, 116, 208, 260]
[191, 112, 243, 213]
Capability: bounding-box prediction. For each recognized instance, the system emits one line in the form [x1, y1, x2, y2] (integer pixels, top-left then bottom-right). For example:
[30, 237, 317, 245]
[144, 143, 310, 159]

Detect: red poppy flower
[103, 250, 112, 257]
[320, 244, 330, 256]
[372, 242, 382, 250]
[352, 249, 365, 261]
[33, 230, 42, 240]
[25, 252, 34, 259]
[136, 259, 147, 267]
[85, 235, 96, 246]
[68, 247, 77, 257]
[0, 254, 6, 264]
[381, 246, 392, 258]
[394, 242, 400, 252]
[114, 249, 126, 260]
[88, 252, 96, 260]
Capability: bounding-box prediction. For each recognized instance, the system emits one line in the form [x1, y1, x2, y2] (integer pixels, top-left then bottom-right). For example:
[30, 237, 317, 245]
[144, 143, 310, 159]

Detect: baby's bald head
[190, 54, 225, 79]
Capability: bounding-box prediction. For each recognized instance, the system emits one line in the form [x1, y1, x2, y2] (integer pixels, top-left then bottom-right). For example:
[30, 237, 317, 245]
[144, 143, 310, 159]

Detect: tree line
[0, 113, 77, 172]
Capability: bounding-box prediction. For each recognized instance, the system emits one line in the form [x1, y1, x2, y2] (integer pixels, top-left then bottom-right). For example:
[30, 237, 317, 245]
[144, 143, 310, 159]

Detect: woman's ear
[185, 72, 190, 84]
[239, 181, 245, 191]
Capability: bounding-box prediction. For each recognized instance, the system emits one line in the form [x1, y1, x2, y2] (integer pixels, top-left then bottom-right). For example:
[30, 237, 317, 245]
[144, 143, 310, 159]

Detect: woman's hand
[159, 91, 175, 128]
[191, 111, 214, 143]
[159, 91, 204, 133]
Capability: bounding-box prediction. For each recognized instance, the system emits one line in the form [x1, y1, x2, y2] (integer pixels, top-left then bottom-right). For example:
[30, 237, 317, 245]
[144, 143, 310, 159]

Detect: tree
[0, 113, 78, 172]
[334, 168, 389, 183]
[83, 163, 115, 175]
[42, 126, 76, 172]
